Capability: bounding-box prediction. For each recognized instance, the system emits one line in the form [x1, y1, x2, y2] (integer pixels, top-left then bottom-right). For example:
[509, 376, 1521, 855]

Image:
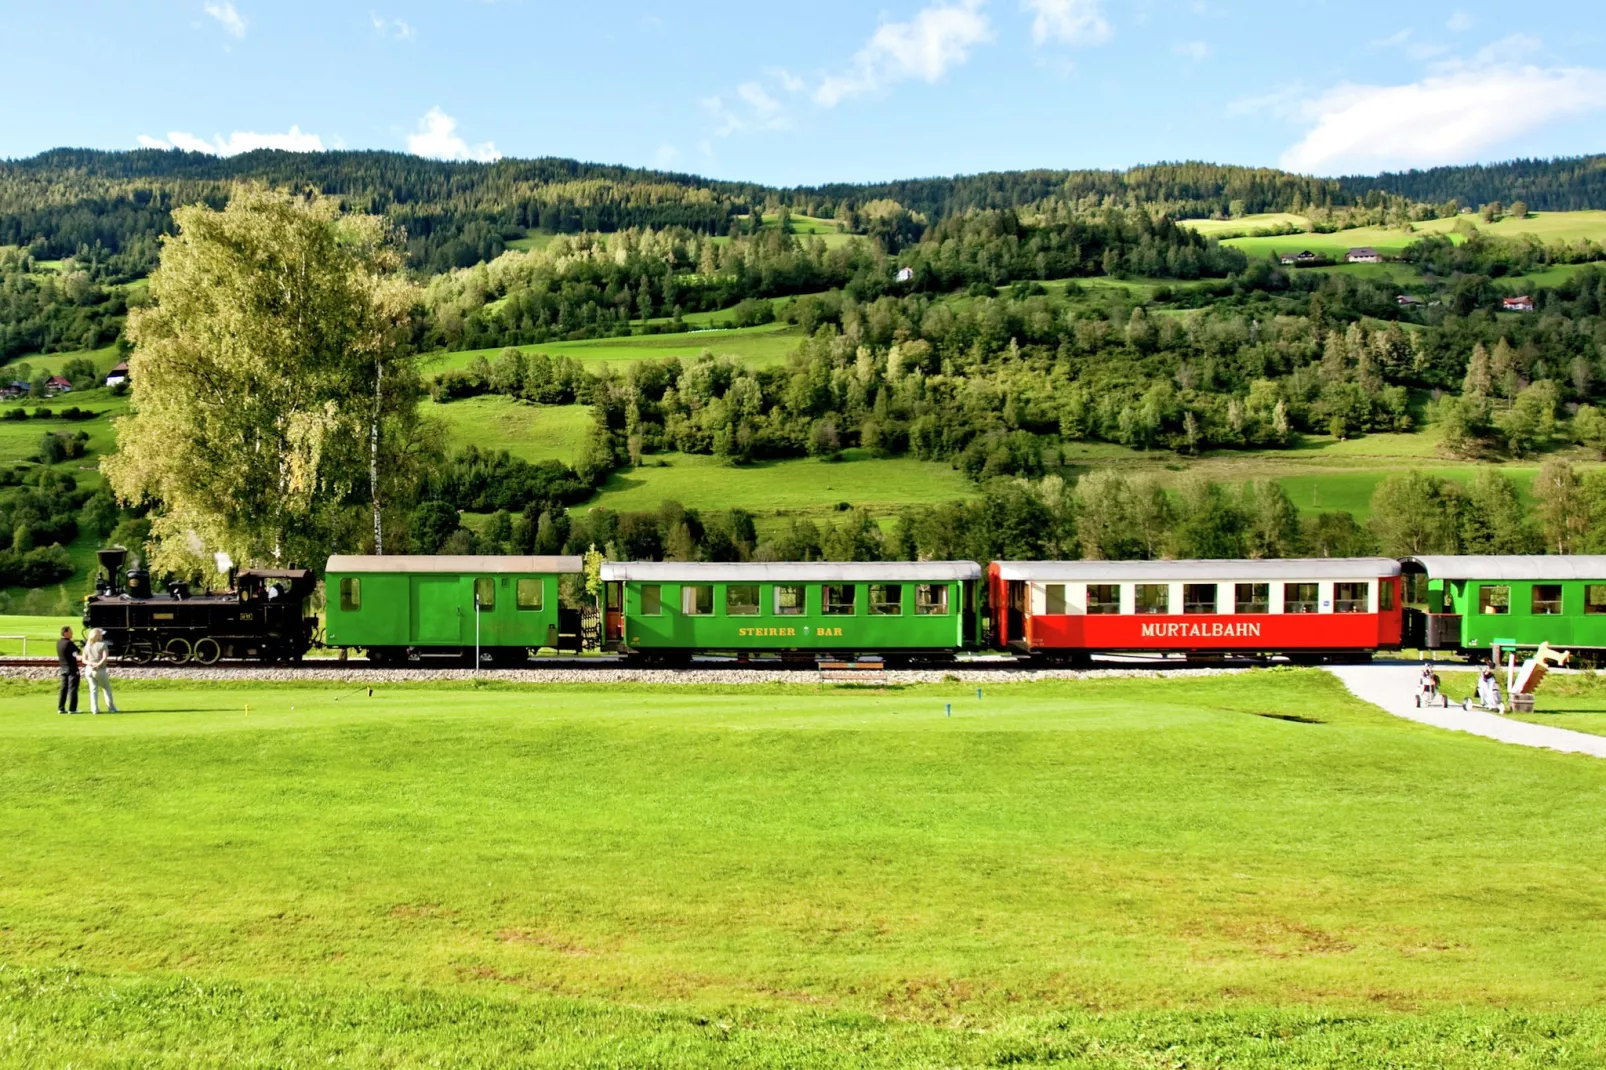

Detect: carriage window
[516, 578, 543, 611]
[1380, 581, 1395, 611]
[1334, 581, 1368, 613]
[1284, 583, 1319, 614]
[1532, 585, 1563, 615]
[774, 585, 804, 615]
[1043, 584, 1066, 614]
[726, 584, 760, 615]
[1183, 583, 1216, 614]
[1478, 585, 1509, 615]
[1086, 584, 1120, 614]
[338, 577, 361, 612]
[1588, 585, 1606, 615]
[916, 584, 948, 615]
[1235, 583, 1268, 614]
[682, 584, 713, 615]
[1135, 584, 1169, 614]
[474, 577, 495, 610]
[639, 584, 662, 616]
[822, 584, 856, 615]
[869, 584, 902, 615]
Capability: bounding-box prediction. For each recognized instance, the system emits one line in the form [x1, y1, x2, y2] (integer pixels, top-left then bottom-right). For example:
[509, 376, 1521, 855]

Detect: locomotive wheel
[162, 637, 193, 664]
[192, 638, 222, 666]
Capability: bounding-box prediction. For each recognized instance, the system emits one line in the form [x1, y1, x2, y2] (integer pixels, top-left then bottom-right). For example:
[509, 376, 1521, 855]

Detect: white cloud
[1280, 64, 1606, 174]
[814, 0, 993, 107]
[653, 144, 681, 170]
[702, 82, 793, 138]
[1173, 40, 1210, 60]
[406, 107, 501, 162]
[370, 12, 415, 40]
[769, 67, 807, 94]
[1022, 0, 1110, 46]
[1368, 28, 1411, 49]
[1447, 10, 1474, 32]
[203, 1, 246, 39]
[135, 125, 323, 155]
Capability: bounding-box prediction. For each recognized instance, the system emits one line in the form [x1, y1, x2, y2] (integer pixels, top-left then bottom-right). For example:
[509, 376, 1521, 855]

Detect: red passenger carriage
[988, 558, 1403, 662]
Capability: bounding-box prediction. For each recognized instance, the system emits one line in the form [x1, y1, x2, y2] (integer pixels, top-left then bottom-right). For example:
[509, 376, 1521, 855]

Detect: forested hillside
[5, 145, 1606, 596]
[1345, 156, 1606, 213]
[5, 149, 1605, 280]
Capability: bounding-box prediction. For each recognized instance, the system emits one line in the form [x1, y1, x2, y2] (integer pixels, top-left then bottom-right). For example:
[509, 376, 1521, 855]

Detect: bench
[817, 658, 888, 687]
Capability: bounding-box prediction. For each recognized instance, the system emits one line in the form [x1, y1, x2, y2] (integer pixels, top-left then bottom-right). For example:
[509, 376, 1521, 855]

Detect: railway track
[0, 652, 1303, 673]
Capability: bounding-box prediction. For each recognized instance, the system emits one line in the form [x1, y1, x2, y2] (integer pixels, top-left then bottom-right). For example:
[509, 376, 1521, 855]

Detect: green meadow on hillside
[425, 396, 594, 465]
[579, 450, 975, 527]
[1220, 209, 1606, 260]
[1178, 212, 1311, 237]
[5, 670, 1606, 1065]
[419, 322, 802, 376]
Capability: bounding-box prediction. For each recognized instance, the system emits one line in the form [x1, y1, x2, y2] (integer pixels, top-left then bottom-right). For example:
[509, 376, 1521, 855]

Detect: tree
[410, 500, 461, 554]
[1461, 468, 1538, 554]
[1535, 458, 1588, 554]
[1367, 472, 1462, 555]
[1240, 480, 1302, 559]
[103, 188, 420, 574]
[1574, 404, 1606, 458]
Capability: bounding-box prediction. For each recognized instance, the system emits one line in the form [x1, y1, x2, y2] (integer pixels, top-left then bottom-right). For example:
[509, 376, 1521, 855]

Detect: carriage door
[604, 582, 625, 643]
[1007, 581, 1027, 645]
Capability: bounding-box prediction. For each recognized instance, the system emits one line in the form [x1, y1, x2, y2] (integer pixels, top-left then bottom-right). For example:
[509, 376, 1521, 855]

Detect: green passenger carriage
[600, 561, 982, 659]
[1403, 555, 1606, 657]
[325, 554, 585, 664]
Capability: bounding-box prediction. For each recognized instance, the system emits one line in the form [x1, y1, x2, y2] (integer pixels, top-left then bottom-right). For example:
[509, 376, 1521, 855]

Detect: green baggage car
[325, 554, 585, 664]
[599, 561, 983, 659]
[1402, 555, 1606, 658]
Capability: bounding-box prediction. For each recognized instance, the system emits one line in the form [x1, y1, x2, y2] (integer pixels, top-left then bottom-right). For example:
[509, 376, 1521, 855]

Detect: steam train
[83, 548, 318, 664]
[83, 547, 1606, 666]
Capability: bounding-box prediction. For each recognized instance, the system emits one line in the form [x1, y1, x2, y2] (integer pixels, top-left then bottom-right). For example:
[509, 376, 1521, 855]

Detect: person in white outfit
[83, 627, 119, 714]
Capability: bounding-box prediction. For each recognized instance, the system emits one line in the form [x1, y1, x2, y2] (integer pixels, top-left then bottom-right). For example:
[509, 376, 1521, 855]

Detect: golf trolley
[1415, 665, 1448, 708]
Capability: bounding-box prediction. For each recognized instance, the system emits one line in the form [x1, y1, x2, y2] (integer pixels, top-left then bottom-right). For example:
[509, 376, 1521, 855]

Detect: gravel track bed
[0, 665, 1251, 686]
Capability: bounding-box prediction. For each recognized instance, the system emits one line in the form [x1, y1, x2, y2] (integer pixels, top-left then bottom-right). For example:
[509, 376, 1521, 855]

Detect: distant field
[581, 450, 974, 524]
[504, 231, 558, 254]
[1179, 212, 1309, 237]
[419, 323, 802, 376]
[0, 613, 81, 654]
[426, 397, 592, 464]
[1225, 210, 1606, 261]
[4, 344, 123, 379]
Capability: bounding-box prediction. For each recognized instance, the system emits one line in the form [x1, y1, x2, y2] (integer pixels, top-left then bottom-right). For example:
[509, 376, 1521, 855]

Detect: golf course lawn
[4, 669, 1606, 1065]
[1447, 670, 1606, 738]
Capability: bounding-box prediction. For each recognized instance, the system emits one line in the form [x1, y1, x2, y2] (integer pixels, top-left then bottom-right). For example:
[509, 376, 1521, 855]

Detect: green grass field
[1224, 210, 1606, 261]
[1178, 212, 1311, 237]
[5, 670, 1606, 1065]
[420, 323, 802, 376]
[425, 397, 593, 465]
[581, 450, 975, 524]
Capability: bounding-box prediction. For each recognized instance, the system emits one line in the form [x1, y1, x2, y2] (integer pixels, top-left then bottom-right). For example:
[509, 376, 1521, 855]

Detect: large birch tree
[104, 187, 422, 574]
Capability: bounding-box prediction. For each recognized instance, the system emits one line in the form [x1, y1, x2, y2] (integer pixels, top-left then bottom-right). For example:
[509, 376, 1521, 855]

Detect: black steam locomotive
[83, 547, 318, 664]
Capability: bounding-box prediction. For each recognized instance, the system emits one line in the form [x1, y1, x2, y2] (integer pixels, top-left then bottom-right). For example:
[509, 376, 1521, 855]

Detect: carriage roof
[991, 558, 1401, 581]
[326, 555, 584, 574]
[600, 561, 981, 582]
[1403, 555, 1606, 581]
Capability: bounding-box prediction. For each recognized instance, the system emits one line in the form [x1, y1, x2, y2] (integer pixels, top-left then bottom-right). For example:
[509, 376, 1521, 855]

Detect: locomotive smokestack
[97, 547, 128, 593]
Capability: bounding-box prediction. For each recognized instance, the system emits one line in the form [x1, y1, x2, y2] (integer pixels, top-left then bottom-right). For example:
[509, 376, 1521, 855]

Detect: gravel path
[0, 664, 1249, 686]
[1327, 664, 1606, 758]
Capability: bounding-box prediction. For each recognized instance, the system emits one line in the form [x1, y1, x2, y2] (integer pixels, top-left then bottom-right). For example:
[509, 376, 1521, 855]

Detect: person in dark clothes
[57, 626, 80, 715]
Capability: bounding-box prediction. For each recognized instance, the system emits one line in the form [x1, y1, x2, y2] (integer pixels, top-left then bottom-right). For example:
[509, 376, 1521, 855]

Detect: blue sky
[7, 1, 1606, 185]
